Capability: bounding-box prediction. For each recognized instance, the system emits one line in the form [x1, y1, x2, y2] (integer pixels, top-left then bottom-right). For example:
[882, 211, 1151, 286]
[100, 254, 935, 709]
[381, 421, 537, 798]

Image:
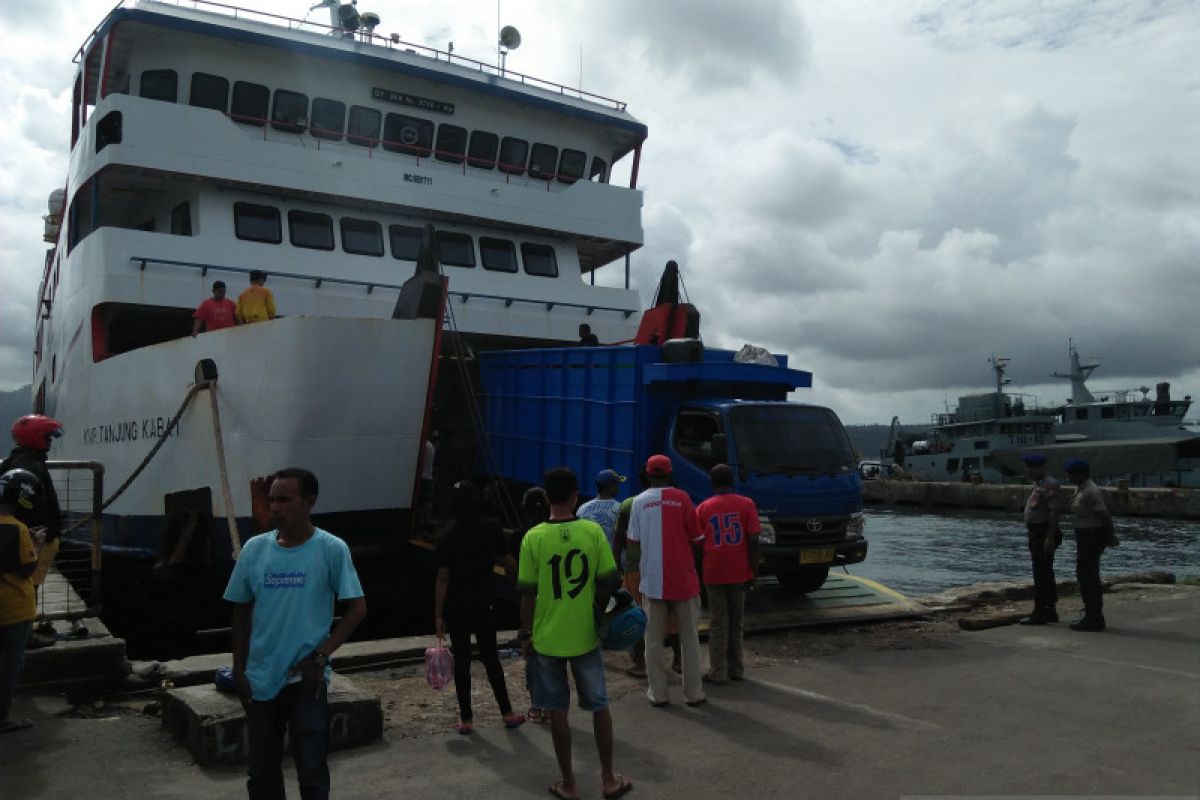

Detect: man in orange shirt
[237, 271, 277, 324]
[1, 469, 42, 733]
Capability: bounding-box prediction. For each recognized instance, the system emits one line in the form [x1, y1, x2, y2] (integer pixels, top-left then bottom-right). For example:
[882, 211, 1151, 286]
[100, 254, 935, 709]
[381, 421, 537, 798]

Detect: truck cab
[665, 401, 866, 593]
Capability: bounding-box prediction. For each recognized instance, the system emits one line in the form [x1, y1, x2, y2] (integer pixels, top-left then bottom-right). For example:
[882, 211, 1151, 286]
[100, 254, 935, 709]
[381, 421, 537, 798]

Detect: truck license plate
[799, 548, 834, 565]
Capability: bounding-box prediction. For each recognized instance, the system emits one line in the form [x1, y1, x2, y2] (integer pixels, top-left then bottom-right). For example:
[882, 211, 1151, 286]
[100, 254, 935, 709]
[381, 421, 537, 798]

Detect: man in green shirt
[518, 467, 632, 800]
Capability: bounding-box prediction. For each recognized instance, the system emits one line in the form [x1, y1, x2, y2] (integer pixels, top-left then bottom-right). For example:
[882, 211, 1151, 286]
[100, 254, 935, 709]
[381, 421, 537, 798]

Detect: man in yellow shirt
[1, 469, 43, 734]
[237, 271, 277, 324]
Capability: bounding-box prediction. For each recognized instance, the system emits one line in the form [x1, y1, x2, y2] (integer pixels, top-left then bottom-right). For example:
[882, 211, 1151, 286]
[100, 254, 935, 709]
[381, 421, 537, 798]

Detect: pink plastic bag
[425, 645, 454, 691]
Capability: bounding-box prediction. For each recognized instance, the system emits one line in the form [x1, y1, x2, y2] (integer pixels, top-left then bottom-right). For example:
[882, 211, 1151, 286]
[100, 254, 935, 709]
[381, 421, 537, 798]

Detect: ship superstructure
[33, 0, 648, 640]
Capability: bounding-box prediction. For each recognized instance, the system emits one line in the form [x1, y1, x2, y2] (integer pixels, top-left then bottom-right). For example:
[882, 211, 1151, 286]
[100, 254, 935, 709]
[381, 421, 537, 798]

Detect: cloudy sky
[1, 0, 1197, 425]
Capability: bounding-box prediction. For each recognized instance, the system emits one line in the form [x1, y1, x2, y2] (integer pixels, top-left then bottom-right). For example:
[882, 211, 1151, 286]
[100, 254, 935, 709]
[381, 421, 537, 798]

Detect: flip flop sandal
[455, 721, 474, 735]
[549, 779, 578, 800]
[503, 713, 526, 729]
[603, 775, 634, 799]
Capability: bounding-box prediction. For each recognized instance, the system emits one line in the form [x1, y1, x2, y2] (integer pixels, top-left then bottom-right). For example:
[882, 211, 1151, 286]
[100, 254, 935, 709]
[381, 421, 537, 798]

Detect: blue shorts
[530, 647, 608, 712]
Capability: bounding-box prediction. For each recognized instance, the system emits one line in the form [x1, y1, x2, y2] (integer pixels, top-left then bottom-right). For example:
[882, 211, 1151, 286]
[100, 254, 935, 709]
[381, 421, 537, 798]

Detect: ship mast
[1052, 339, 1098, 405]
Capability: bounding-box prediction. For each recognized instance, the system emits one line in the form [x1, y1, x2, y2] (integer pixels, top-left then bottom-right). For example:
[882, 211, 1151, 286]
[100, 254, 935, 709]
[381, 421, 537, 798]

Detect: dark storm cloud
[911, 0, 1194, 51]
[593, 0, 809, 88]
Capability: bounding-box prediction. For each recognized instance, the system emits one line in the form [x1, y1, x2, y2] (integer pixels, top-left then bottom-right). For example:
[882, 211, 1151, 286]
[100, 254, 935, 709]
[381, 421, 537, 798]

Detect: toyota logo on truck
[806, 518, 824, 533]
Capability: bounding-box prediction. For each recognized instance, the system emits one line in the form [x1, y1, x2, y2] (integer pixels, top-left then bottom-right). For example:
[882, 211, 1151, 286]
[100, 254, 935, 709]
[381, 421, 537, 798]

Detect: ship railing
[223, 112, 599, 190]
[130, 256, 637, 317]
[78, 0, 628, 111]
[41, 461, 105, 623]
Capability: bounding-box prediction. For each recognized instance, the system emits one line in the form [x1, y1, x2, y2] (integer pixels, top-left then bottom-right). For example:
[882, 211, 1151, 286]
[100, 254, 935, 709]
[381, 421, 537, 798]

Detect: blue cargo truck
[477, 341, 867, 593]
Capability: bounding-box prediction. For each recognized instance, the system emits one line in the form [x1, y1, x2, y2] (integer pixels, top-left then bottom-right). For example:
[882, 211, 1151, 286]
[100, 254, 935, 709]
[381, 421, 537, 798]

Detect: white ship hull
[49, 314, 435, 556]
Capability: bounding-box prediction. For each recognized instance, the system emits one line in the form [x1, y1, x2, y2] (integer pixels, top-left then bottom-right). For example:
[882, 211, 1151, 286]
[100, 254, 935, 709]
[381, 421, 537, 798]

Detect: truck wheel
[776, 568, 829, 594]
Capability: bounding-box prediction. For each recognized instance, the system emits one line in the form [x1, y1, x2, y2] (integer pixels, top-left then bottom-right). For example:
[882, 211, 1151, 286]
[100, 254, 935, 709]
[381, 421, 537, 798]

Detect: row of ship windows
[233, 202, 559, 277]
[138, 70, 607, 183]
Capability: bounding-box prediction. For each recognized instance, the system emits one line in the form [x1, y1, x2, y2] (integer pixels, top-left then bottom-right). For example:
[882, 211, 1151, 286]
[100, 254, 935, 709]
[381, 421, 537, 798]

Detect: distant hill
[0, 385, 32, 429]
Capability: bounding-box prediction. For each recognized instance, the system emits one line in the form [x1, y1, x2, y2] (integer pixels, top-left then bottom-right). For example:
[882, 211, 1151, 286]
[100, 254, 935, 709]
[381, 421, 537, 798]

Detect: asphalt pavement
[3, 587, 1197, 799]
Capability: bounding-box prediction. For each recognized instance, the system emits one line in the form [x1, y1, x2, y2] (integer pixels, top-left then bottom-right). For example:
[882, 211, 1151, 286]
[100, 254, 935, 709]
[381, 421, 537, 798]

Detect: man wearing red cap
[627, 454, 706, 707]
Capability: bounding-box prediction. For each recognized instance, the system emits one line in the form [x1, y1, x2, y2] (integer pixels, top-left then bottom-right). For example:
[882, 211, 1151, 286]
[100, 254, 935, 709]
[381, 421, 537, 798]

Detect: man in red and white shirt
[627, 454, 705, 707]
[696, 464, 760, 683]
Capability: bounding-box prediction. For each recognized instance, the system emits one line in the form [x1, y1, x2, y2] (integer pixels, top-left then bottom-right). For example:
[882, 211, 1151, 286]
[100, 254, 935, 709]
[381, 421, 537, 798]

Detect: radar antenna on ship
[498, 25, 521, 75]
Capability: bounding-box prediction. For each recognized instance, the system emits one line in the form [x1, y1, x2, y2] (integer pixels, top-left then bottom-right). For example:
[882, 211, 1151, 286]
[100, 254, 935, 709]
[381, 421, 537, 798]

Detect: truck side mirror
[710, 434, 729, 463]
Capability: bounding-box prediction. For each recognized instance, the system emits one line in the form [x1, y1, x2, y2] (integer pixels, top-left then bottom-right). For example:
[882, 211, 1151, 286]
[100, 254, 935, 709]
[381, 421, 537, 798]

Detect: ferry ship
[34, 0, 647, 645]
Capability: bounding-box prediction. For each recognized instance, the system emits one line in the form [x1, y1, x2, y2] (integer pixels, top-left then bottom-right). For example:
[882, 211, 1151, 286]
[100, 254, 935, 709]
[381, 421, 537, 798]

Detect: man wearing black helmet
[0, 468, 43, 733]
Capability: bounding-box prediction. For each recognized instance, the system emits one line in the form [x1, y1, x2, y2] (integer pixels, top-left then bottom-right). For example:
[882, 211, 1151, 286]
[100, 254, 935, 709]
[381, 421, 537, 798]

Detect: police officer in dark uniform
[1019, 454, 1067, 625]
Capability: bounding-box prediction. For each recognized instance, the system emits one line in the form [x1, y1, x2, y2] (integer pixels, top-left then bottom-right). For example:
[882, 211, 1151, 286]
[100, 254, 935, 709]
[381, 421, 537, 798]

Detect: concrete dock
[863, 478, 1200, 519]
[2, 582, 1196, 798]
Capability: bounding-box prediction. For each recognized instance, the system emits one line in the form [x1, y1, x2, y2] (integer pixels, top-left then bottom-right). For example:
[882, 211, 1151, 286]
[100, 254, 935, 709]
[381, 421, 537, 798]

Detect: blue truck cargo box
[478, 345, 813, 500]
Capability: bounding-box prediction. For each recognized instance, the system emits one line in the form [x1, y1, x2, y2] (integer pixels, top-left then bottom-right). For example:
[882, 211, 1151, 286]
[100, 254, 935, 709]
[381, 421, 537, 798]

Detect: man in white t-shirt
[576, 469, 624, 548]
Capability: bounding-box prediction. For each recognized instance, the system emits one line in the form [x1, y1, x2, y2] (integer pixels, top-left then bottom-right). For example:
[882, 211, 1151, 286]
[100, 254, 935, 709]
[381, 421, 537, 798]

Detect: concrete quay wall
[862, 480, 1200, 519]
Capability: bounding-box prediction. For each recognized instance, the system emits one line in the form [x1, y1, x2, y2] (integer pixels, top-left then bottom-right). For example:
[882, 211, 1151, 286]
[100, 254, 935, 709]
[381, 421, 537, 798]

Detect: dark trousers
[1, 621, 32, 723]
[1026, 523, 1059, 611]
[1075, 528, 1107, 617]
[246, 682, 330, 800]
[447, 605, 512, 721]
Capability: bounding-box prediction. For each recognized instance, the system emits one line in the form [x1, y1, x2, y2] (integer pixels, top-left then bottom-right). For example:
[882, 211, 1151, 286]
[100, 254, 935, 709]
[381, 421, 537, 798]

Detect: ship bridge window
[521, 243, 558, 278]
[171, 203, 192, 236]
[1074, 408, 1089, 421]
[498, 137, 528, 175]
[139, 70, 177, 102]
[272, 90, 308, 133]
[234, 202, 282, 243]
[558, 149, 586, 184]
[1101, 406, 1116, 419]
[189, 73, 229, 112]
[340, 217, 384, 256]
[231, 81, 269, 125]
[383, 113, 432, 157]
[480, 237, 517, 273]
[389, 225, 422, 260]
[589, 156, 607, 183]
[348, 105, 381, 147]
[529, 143, 558, 180]
[310, 98, 345, 140]
[435, 124, 467, 163]
[468, 131, 498, 170]
[96, 110, 122, 153]
[289, 211, 334, 250]
[436, 232, 475, 268]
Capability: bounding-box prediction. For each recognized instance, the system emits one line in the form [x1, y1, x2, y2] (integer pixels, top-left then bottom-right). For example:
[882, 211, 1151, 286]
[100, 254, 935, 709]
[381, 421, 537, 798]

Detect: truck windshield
[730, 405, 856, 474]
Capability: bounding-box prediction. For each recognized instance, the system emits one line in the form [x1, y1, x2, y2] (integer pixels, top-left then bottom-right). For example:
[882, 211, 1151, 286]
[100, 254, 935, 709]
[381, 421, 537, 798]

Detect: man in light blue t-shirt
[224, 468, 366, 800]
[576, 469, 625, 548]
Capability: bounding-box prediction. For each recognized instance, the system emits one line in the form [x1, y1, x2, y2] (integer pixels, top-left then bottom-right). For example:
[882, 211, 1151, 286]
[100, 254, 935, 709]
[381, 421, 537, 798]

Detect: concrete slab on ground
[19, 615, 128, 694]
[160, 674, 383, 766]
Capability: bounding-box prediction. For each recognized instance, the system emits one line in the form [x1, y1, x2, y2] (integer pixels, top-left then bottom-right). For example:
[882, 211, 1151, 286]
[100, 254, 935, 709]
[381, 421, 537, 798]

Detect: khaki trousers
[705, 583, 746, 681]
[645, 595, 704, 705]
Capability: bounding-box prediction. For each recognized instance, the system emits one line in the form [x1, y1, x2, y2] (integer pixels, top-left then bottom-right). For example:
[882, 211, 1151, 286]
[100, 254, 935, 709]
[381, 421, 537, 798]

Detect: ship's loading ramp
[729, 574, 926, 634]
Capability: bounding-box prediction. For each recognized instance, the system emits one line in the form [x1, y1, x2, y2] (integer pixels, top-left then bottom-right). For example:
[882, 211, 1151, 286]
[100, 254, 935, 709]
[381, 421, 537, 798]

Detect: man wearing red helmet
[2, 416, 64, 548]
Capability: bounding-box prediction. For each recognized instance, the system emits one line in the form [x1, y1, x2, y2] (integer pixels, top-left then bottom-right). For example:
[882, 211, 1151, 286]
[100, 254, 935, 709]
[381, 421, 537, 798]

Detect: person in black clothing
[3, 416, 64, 545]
[511, 486, 550, 721]
[434, 481, 525, 734]
[578, 324, 600, 347]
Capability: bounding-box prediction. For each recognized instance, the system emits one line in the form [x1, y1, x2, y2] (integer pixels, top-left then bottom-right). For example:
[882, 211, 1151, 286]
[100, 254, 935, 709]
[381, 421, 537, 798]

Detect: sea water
[848, 508, 1200, 596]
